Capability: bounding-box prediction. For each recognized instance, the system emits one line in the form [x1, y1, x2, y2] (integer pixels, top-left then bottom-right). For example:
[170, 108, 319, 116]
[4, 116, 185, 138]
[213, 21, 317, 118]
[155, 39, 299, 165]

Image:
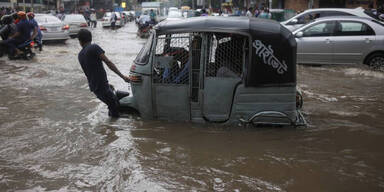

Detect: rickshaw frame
[121, 17, 307, 127]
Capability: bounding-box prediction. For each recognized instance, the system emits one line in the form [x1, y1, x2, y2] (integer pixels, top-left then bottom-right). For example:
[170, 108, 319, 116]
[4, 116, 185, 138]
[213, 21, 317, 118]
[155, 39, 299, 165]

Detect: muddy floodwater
[0, 23, 384, 192]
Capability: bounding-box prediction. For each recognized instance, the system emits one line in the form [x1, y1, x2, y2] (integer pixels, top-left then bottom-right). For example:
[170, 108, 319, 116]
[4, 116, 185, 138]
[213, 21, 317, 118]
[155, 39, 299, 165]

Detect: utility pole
[23, 0, 26, 11]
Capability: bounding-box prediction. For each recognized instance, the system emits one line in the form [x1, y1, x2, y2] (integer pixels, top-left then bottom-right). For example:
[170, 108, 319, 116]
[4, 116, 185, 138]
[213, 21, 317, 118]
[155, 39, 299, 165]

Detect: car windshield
[168, 11, 182, 18]
[35, 15, 61, 23]
[64, 15, 85, 22]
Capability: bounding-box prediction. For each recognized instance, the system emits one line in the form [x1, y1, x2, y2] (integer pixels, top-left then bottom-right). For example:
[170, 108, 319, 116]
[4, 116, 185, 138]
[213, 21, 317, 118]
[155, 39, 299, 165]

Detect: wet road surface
[0, 22, 384, 191]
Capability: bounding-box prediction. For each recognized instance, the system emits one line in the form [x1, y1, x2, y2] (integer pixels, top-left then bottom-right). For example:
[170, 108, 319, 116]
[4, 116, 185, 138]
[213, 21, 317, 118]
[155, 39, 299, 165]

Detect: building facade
[0, 0, 56, 11]
[282, 0, 379, 11]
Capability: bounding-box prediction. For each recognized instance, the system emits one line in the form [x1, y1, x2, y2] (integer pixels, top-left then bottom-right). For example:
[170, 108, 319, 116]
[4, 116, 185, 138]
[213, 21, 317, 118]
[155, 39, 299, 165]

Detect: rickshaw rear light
[129, 74, 142, 83]
[130, 64, 136, 71]
[40, 26, 47, 31]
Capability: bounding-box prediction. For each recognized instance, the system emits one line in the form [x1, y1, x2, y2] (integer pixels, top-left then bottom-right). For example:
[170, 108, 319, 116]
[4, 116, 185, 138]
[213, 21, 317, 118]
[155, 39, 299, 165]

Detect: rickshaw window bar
[205, 33, 246, 78]
[153, 33, 191, 84]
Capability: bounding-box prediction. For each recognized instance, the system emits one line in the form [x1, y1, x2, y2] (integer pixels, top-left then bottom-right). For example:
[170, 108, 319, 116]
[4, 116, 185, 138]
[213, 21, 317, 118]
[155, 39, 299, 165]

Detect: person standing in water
[77, 29, 130, 118]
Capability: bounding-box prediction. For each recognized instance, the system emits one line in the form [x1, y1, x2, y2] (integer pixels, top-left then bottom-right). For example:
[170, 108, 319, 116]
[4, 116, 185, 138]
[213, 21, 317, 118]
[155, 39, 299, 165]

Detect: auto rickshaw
[120, 17, 306, 126]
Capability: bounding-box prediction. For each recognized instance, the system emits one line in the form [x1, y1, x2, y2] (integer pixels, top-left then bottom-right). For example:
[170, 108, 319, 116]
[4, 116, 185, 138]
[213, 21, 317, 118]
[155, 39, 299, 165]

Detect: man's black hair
[78, 29, 92, 44]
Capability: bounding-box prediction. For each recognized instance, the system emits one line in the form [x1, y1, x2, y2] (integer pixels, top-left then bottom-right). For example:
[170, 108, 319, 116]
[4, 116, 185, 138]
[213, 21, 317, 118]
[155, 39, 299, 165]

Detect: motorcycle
[8, 40, 36, 60]
[0, 15, 37, 60]
[137, 22, 153, 38]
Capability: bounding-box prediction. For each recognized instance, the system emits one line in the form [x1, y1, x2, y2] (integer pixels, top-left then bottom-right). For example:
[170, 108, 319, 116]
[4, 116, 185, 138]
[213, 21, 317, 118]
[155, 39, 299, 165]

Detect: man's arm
[100, 53, 130, 82]
[9, 31, 20, 39]
[30, 26, 38, 40]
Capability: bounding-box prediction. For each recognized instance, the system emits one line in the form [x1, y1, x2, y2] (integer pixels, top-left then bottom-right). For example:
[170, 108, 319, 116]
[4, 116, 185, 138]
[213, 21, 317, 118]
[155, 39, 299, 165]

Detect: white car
[282, 7, 378, 31]
[165, 11, 183, 21]
[34, 14, 70, 42]
[169, 7, 178, 12]
[101, 12, 124, 27]
[62, 14, 88, 37]
[293, 16, 384, 71]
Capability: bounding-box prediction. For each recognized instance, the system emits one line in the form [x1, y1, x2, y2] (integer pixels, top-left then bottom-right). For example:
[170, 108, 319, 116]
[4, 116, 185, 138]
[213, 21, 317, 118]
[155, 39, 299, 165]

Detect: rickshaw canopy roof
[154, 17, 297, 87]
[155, 16, 279, 35]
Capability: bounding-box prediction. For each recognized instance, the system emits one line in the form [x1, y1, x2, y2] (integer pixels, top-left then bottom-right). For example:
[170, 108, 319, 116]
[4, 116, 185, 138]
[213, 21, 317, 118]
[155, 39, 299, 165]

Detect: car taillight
[80, 23, 87, 27]
[62, 25, 69, 30]
[129, 74, 142, 83]
[40, 26, 47, 31]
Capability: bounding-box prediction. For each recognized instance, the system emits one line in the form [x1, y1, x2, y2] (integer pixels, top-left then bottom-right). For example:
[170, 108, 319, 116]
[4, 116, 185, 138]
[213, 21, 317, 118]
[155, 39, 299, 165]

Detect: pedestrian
[200, 9, 208, 16]
[258, 8, 271, 19]
[77, 29, 130, 118]
[254, 6, 260, 17]
[110, 12, 116, 30]
[246, 7, 253, 17]
[90, 11, 97, 28]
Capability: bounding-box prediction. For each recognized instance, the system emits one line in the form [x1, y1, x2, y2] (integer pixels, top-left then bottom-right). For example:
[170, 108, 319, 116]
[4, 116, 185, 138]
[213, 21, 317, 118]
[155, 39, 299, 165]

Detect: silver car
[101, 12, 124, 27]
[293, 17, 384, 70]
[62, 14, 88, 37]
[35, 14, 69, 42]
[282, 8, 378, 31]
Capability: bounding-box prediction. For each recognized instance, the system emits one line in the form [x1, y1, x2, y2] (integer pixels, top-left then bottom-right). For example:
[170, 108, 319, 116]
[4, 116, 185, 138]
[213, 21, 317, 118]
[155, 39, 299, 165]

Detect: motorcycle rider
[11, 12, 19, 24]
[0, 15, 17, 56]
[149, 9, 156, 24]
[1, 11, 37, 57]
[27, 12, 42, 51]
[0, 14, 17, 40]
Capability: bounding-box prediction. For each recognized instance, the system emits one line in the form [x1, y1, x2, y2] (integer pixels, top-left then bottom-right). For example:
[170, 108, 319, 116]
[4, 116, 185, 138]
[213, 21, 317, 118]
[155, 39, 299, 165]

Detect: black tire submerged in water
[366, 52, 384, 71]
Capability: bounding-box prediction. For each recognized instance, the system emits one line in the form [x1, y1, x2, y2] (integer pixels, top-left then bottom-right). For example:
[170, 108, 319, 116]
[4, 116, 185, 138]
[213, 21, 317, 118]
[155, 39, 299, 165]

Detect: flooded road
[1, 23, 384, 191]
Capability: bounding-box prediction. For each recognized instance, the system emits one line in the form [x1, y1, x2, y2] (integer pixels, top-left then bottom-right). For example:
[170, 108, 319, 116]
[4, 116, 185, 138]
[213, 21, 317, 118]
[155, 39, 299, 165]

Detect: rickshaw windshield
[134, 34, 154, 65]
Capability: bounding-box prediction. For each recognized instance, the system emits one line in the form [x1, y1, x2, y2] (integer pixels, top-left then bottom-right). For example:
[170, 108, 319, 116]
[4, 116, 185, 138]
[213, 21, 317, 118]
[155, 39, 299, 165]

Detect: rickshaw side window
[134, 34, 153, 65]
[153, 33, 191, 84]
[205, 33, 245, 78]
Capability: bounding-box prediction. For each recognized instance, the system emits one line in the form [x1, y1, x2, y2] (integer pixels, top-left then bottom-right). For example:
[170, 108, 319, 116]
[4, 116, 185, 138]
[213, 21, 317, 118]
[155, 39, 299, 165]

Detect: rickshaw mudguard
[119, 95, 139, 114]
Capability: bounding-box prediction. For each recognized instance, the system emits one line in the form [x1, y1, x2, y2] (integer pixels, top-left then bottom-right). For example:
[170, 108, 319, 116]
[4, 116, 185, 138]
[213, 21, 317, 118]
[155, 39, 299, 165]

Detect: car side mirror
[289, 18, 298, 25]
[295, 31, 303, 38]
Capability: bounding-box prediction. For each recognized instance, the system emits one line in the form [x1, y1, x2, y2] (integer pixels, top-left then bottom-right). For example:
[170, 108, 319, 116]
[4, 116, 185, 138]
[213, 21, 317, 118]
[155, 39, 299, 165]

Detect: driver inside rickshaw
[161, 35, 202, 84]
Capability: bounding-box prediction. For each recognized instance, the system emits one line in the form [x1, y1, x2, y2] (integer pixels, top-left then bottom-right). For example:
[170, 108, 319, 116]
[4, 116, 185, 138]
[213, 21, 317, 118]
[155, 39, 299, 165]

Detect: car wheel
[367, 53, 384, 71]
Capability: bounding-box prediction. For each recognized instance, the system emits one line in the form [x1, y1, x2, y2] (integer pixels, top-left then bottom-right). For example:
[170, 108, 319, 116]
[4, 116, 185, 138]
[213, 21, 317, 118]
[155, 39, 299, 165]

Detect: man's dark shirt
[15, 19, 33, 42]
[78, 44, 108, 93]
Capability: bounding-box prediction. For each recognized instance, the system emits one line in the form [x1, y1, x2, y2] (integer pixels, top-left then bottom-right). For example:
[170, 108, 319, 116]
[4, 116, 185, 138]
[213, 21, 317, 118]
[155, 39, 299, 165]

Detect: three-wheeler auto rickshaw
[120, 17, 306, 126]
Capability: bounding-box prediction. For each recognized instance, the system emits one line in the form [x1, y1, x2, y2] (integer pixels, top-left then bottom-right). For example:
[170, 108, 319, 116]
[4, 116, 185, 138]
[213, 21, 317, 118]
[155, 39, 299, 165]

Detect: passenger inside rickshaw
[206, 33, 244, 78]
[154, 34, 202, 84]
